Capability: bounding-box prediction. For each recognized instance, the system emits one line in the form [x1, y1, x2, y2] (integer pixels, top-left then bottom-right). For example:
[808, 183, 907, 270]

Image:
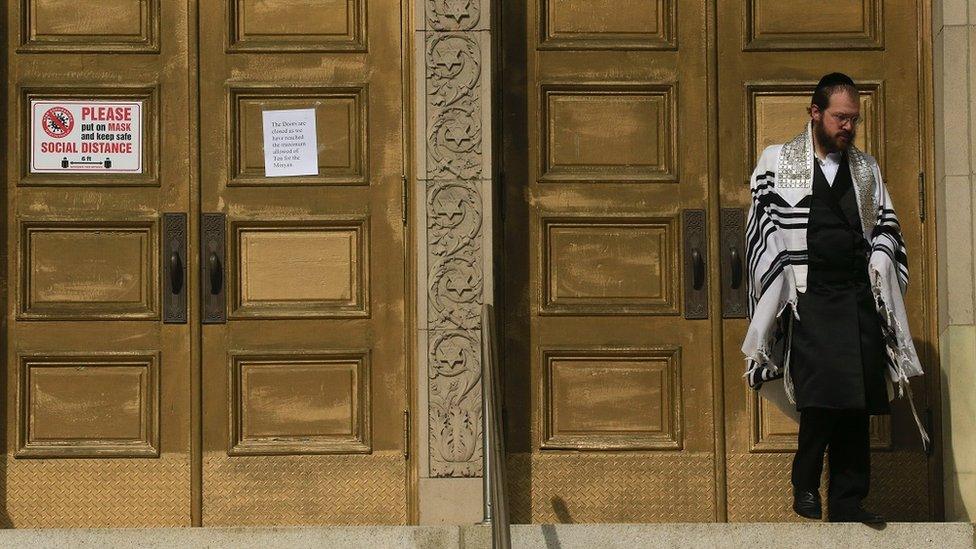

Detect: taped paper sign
[30, 100, 143, 173]
[262, 108, 318, 177]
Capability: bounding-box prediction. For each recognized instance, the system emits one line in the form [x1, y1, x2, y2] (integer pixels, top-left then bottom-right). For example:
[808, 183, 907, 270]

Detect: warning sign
[30, 100, 143, 174]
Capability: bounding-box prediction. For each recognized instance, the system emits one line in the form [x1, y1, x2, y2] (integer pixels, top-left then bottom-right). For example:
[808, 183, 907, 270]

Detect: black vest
[788, 154, 890, 414]
[806, 155, 870, 283]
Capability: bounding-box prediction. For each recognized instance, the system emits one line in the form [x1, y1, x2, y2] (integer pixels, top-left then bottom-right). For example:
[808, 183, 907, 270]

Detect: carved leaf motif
[426, 0, 481, 32]
[428, 331, 484, 477]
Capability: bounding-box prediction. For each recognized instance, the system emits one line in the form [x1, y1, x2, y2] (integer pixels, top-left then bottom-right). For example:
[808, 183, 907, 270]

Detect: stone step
[0, 523, 970, 549]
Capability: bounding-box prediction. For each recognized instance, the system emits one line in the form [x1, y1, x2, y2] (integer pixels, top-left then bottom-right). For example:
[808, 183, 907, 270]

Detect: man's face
[811, 90, 860, 152]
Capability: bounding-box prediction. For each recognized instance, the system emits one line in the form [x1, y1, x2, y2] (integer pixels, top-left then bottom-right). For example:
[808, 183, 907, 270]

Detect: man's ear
[808, 104, 821, 122]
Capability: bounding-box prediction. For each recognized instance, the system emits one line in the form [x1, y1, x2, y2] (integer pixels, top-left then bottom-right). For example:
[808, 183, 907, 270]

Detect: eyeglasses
[827, 111, 862, 127]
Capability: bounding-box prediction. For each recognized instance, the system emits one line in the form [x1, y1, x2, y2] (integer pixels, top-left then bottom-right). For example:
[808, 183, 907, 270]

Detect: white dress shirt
[816, 151, 843, 186]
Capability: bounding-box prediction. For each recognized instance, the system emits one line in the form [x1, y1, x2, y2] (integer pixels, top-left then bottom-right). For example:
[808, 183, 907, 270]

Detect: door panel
[197, 0, 408, 525]
[502, 0, 718, 522]
[719, 0, 934, 521]
[3, 0, 191, 526]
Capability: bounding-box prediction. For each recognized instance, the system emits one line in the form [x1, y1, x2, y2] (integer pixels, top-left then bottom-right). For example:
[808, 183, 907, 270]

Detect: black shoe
[828, 505, 885, 524]
[792, 488, 822, 519]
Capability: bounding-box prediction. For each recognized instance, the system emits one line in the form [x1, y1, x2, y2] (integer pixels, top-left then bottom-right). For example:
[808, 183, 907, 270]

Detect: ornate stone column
[414, 0, 492, 523]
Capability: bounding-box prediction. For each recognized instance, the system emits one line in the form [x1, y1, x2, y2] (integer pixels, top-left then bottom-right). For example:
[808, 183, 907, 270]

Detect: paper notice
[262, 108, 318, 177]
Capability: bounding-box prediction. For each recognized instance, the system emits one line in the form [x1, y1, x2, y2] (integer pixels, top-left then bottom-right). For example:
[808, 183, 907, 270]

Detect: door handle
[170, 251, 183, 294]
[208, 252, 222, 295]
[729, 247, 742, 289]
[201, 213, 226, 324]
[163, 213, 187, 323]
[683, 209, 708, 319]
[721, 208, 747, 318]
[691, 248, 704, 290]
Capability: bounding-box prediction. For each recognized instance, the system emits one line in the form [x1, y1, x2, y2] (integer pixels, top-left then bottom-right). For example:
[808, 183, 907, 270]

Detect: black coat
[788, 155, 890, 415]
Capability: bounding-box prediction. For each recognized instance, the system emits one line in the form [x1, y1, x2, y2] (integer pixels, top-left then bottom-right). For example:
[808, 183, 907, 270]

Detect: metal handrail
[481, 303, 511, 549]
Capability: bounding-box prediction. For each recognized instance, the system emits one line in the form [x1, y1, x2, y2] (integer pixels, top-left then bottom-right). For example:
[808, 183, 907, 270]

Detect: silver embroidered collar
[776, 121, 877, 236]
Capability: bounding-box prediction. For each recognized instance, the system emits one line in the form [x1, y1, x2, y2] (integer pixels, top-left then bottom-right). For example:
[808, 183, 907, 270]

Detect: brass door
[3, 0, 192, 526]
[501, 0, 718, 522]
[197, 0, 409, 525]
[718, 0, 936, 521]
[501, 0, 938, 522]
[2, 0, 409, 526]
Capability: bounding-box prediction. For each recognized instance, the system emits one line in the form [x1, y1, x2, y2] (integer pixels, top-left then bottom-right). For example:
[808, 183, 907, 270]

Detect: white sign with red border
[30, 100, 143, 174]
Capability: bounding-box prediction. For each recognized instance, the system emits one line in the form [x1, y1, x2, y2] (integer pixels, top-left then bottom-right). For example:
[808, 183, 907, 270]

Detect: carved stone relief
[426, 0, 482, 31]
[428, 330, 483, 476]
[426, 33, 483, 180]
[420, 0, 489, 478]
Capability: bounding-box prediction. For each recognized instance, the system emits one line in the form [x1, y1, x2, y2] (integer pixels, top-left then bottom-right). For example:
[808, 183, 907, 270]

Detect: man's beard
[813, 118, 855, 152]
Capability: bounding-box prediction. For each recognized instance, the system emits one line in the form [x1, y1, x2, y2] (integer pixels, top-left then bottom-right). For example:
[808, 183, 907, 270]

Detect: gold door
[718, 0, 937, 521]
[3, 0, 192, 526]
[2, 0, 410, 526]
[197, 0, 409, 525]
[501, 0, 719, 521]
[501, 0, 938, 522]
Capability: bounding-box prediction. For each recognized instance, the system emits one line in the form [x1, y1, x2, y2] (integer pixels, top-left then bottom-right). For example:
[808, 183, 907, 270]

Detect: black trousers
[791, 407, 870, 512]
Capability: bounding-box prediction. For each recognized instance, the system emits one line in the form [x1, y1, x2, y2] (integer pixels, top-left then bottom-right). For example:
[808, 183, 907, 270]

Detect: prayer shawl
[741, 121, 929, 450]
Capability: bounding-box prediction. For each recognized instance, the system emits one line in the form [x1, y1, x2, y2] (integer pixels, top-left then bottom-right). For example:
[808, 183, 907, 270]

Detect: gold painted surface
[541, 85, 675, 182]
[32, 0, 142, 36]
[543, 218, 677, 313]
[507, 452, 713, 523]
[502, 0, 714, 522]
[233, 223, 366, 317]
[22, 0, 157, 51]
[548, 0, 660, 35]
[231, 87, 366, 185]
[542, 348, 680, 450]
[230, 352, 369, 454]
[746, 0, 882, 50]
[200, 0, 407, 524]
[755, 0, 869, 35]
[6, 0, 191, 526]
[727, 451, 929, 522]
[230, 0, 365, 51]
[725, 453, 819, 522]
[19, 353, 158, 457]
[540, 0, 673, 49]
[20, 222, 157, 318]
[202, 452, 406, 525]
[0, 454, 190, 527]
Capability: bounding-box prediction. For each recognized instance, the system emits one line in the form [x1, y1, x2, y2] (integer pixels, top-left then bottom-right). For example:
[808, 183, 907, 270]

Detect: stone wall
[934, 0, 976, 522]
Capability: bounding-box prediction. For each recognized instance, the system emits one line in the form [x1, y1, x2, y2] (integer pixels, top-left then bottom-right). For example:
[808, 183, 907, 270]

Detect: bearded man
[741, 73, 928, 523]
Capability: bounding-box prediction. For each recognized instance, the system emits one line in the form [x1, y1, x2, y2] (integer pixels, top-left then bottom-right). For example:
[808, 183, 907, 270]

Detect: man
[741, 73, 928, 523]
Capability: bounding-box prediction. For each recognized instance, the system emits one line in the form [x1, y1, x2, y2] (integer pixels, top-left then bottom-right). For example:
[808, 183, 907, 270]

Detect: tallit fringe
[782, 312, 796, 405]
[870, 265, 930, 452]
[777, 297, 798, 405]
[742, 296, 798, 380]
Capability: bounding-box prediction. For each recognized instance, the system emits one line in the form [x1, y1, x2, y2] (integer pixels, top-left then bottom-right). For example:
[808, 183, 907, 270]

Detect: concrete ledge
[463, 523, 976, 549]
[0, 523, 970, 549]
